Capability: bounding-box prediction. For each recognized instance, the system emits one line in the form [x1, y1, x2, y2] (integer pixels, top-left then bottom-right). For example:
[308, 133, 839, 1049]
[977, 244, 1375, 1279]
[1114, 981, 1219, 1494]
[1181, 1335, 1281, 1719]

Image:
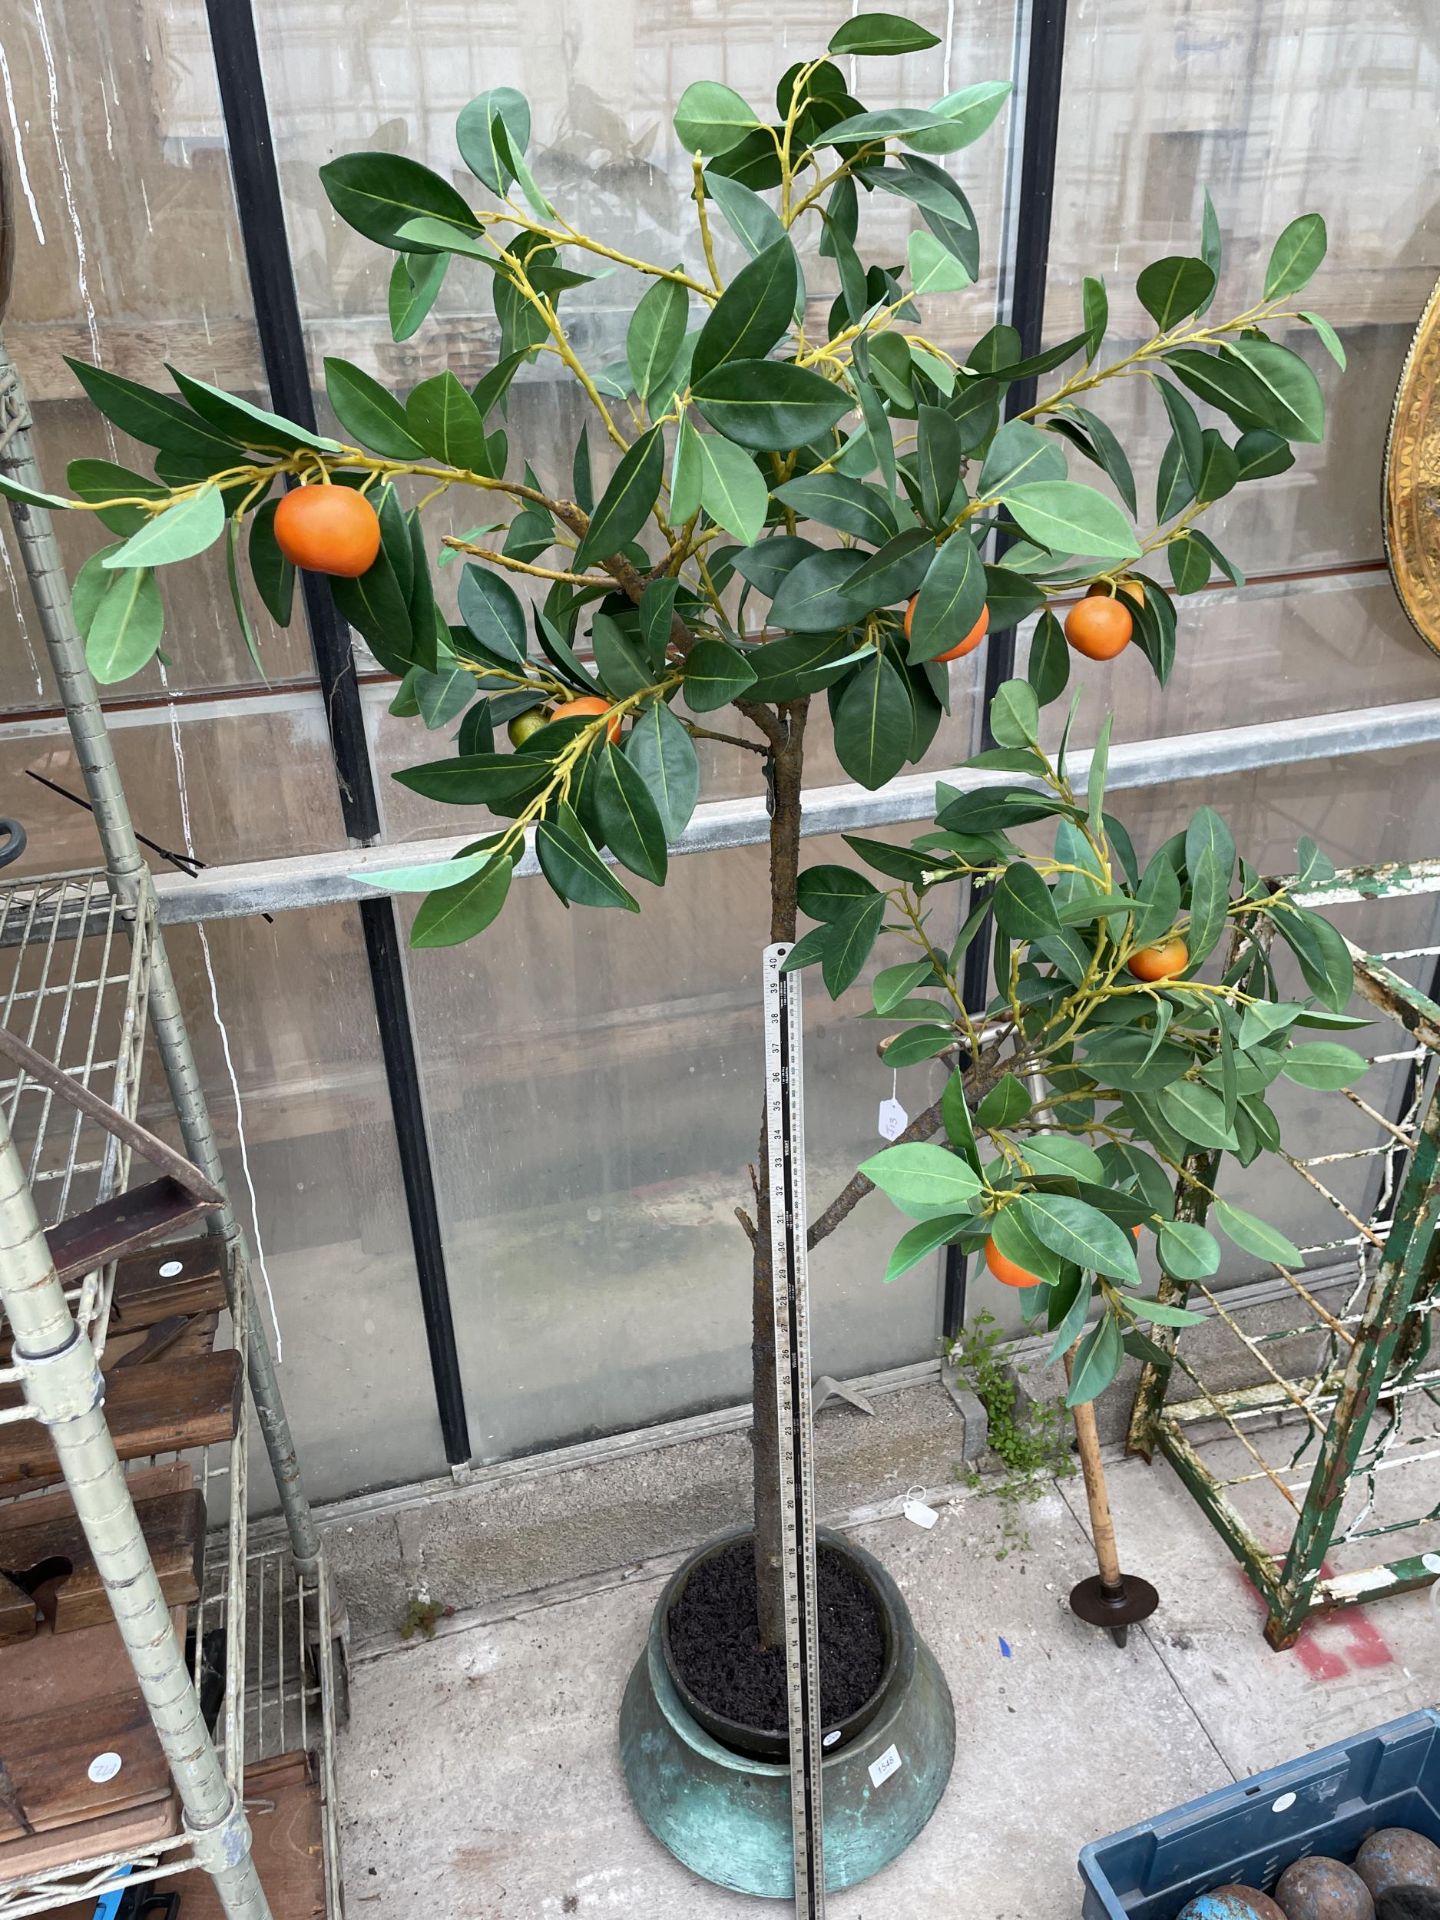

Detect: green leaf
[1198, 187, 1222, 316]
[892, 80, 1013, 155]
[691, 360, 852, 453]
[704, 172, 785, 258]
[223, 518, 264, 677]
[1156, 1082, 1238, 1152]
[829, 11, 941, 53]
[915, 405, 963, 529]
[873, 959, 936, 1014]
[320, 150, 485, 251]
[330, 546, 415, 673]
[884, 1214, 967, 1282]
[907, 229, 970, 294]
[1055, 406, 1137, 515]
[773, 474, 897, 544]
[674, 82, 758, 156]
[1225, 338, 1325, 443]
[1269, 903, 1353, 1012]
[627, 277, 689, 402]
[411, 853, 514, 947]
[325, 358, 426, 459]
[1212, 1198, 1303, 1269]
[798, 865, 880, 922]
[975, 1073, 1030, 1130]
[639, 577, 680, 667]
[992, 863, 1060, 940]
[1264, 214, 1327, 299]
[575, 427, 664, 567]
[683, 637, 758, 711]
[858, 1141, 981, 1219]
[694, 433, 769, 545]
[990, 677, 1040, 750]
[594, 743, 667, 884]
[1136, 255, 1216, 331]
[248, 502, 294, 627]
[1000, 482, 1139, 561]
[389, 251, 448, 342]
[407, 370, 491, 472]
[1157, 1219, 1222, 1281]
[1128, 1296, 1206, 1330]
[766, 549, 870, 632]
[456, 88, 532, 194]
[907, 532, 984, 663]
[0, 472, 73, 511]
[103, 486, 225, 570]
[72, 546, 120, 636]
[166, 367, 339, 456]
[822, 892, 887, 996]
[85, 568, 164, 682]
[1156, 377, 1204, 492]
[692, 237, 798, 383]
[587, 613, 649, 700]
[625, 700, 700, 840]
[1281, 1041, 1367, 1091]
[1066, 1314, 1124, 1406]
[1027, 609, 1069, 705]
[65, 358, 246, 464]
[833, 653, 913, 789]
[979, 418, 1066, 496]
[1300, 309, 1346, 370]
[457, 563, 527, 664]
[361, 848, 503, 894]
[1020, 1193, 1141, 1283]
[537, 803, 640, 911]
[1082, 276, 1108, 362]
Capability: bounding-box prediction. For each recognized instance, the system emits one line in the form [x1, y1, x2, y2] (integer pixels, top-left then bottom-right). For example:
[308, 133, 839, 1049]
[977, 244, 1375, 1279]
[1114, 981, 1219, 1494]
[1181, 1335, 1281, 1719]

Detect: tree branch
[805, 1037, 1015, 1252]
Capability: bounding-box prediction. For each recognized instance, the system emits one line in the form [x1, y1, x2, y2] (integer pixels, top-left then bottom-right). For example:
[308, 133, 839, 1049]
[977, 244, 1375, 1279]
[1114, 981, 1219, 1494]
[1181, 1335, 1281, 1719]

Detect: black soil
[666, 1539, 886, 1733]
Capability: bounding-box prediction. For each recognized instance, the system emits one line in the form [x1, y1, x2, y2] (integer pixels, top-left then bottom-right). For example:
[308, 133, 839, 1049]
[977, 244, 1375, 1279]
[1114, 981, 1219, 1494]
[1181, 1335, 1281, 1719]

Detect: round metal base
[619, 1531, 955, 1898]
[1069, 1573, 1160, 1648]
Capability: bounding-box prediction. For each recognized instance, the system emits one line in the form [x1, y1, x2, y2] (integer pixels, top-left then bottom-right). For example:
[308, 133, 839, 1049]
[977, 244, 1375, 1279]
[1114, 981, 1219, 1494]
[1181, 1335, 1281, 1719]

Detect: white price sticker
[869, 1744, 903, 1789]
[877, 1097, 909, 1140]
[87, 1751, 122, 1784]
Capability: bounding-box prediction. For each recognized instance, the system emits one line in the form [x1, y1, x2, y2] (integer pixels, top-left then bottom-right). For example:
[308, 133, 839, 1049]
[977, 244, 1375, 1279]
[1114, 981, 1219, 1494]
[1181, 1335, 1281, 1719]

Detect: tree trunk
[751, 700, 808, 1648]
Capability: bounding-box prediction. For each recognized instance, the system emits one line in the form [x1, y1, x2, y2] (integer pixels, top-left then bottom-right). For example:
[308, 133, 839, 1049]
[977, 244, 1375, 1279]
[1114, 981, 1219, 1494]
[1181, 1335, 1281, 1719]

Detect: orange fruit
[551, 695, 622, 745]
[984, 1236, 1040, 1290]
[507, 708, 551, 747]
[904, 595, 990, 663]
[272, 485, 380, 577]
[1065, 594, 1133, 660]
[1127, 937, 1189, 982]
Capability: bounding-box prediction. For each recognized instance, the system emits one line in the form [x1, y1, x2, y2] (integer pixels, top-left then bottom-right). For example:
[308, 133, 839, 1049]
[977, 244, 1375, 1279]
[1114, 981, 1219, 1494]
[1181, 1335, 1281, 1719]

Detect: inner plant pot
[660, 1528, 899, 1760]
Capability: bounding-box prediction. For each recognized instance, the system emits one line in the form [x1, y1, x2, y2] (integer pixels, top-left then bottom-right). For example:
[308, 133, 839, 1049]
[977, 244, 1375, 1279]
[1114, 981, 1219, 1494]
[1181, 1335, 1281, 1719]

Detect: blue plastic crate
[1079, 1709, 1440, 1919]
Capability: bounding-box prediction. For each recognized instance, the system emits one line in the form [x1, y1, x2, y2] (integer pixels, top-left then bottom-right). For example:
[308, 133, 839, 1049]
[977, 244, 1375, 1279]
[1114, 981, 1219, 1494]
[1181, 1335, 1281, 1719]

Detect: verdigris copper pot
[619, 1526, 955, 1897]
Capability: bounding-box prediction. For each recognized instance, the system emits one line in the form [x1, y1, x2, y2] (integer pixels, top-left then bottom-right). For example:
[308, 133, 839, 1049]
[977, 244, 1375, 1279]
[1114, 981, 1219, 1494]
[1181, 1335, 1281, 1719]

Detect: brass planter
[619, 1527, 955, 1897]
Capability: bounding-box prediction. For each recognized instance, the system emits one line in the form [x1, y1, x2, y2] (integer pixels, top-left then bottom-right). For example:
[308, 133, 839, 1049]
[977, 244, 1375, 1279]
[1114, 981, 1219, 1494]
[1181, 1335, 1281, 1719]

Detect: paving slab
[1086, 1449, 1438, 1780]
[336, 1483, 1230, 1918]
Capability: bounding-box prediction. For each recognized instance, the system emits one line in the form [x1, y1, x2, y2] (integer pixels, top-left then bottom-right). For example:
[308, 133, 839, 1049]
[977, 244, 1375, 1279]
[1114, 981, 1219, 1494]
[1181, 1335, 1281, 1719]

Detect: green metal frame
[1127, 863, 1440, 1649]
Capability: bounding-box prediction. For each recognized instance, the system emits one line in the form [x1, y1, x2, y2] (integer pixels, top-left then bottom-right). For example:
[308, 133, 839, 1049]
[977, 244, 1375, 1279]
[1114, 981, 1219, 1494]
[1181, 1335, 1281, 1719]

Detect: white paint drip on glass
[31, 0, 100, 362]
[159, 675, 286, 1363]
[0, 40, 44, 243]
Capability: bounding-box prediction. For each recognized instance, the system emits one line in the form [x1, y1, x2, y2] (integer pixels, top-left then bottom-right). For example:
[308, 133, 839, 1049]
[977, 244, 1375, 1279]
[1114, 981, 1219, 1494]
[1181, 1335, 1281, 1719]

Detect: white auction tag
[877, 1097, 908, 1140]
[903, 1492, 939, 1530]
[869, 1744, 903, 1788]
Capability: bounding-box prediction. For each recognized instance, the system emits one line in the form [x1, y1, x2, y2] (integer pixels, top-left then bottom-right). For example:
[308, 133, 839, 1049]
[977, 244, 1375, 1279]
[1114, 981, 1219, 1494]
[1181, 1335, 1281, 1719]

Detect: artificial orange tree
[4, 13, 1352, 1643]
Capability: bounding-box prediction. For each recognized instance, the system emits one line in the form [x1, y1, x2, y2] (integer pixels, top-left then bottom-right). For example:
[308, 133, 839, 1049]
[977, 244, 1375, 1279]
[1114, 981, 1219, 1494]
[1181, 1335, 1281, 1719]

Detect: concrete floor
[331, 1446, 1438, 1919]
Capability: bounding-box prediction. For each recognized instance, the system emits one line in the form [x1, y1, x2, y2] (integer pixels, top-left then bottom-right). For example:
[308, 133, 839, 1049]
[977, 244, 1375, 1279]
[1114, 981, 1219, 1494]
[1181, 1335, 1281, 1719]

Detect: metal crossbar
[1127, 868, 1440, 1647]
